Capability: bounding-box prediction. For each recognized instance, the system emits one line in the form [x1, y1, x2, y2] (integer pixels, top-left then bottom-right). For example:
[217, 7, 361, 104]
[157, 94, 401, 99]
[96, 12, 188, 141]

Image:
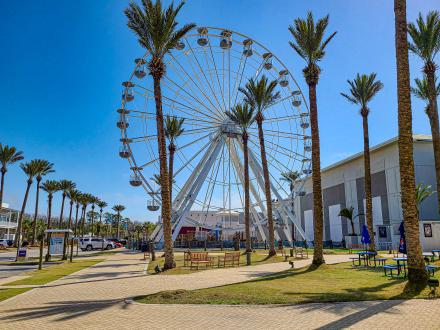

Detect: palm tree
[73, 192, 83, 236]
[338, 206, 362, 236]
[288, 12, 336, 266]
[14, 161, 39, 251]
[79, 194, 93, 237]
[239, 75, 280, 256]
[341, 73, 384, 251]
[0, 144, 24, 209]
[112, 205, 126, 240]
[57, 180, 76, 228]
[394, 0, 428, 287]
[226, 103, 255, 256]
[125, 0, 195, 270]
[165, 115, 185, 206]
[89, 196, 100, 236]
[415, 183, 435, 214]
[41, 180, 60, 261]
[408, 11, 440, 216]
[97, 200, 107, 237]
[31, 160, 54, 245]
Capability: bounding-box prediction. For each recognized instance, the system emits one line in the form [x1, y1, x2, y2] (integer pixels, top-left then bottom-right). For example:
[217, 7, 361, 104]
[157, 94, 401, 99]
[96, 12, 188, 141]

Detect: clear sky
[1, 0, 439, 222]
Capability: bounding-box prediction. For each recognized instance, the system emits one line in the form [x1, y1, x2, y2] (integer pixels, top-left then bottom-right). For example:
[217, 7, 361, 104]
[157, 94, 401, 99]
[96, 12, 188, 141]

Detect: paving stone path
[1, 251, 439, 329]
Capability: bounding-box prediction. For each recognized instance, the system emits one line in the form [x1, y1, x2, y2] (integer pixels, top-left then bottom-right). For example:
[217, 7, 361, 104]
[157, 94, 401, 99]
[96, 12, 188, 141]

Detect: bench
[294, 247, 308, 259]
[376, 258, 387, 266]
[189, 252, 214, 270]
[426, 265, 438, 277]
[384, 264, 398, 277]
[218, 252, 240, 268]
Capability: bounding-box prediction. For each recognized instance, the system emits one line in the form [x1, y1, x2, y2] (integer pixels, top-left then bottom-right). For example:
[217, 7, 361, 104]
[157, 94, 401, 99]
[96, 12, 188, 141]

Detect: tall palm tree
[112, 205, 126, 240]
[41, 180, 60, 261]
[341, 73, 383, 251]
[63, 188, 80, 260]
[97, 200, 107, 237]
[57, 180, 76, 228]
[14, 161, 39, 250]
[239, 75, 280, 256]
[80, 194, 93, 237]
[165, 115, 185, 206]
[0, 144, 24, 209]
[31, 160, 54, 245]
[226, 103, 255, 256]
[394, 0, 428, 287]
[288, 12, 336, 266]
[125, 0, 195, 270]
[89, 196, 99, 236]
[73, 192, 83, 236]
[408, 11, 440, 216]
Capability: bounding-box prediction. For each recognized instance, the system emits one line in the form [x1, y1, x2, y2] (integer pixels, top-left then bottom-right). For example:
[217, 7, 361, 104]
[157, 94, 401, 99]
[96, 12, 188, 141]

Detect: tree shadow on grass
[0, 298, 127, 322]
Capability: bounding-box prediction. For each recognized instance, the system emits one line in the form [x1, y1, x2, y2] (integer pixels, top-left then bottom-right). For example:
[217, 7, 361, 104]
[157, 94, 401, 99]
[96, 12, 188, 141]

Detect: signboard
[17, 248, 27, 261]
[424, 224, 433, 238]
[50, 233, 65, 255]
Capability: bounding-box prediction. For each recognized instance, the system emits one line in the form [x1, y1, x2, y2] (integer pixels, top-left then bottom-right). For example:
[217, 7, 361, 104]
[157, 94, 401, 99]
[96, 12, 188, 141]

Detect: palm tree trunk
[81, 207, 86, 238]
[116, 211, 120, 240]
[59, 193, 66, 228]
[394, 0, 427, 287]
[99, 210, 103, 237]
[152, 73, 175, 269]
[308, 81, 325, 266]
[169, 143, 175, 208]
[362, 114, 376, 251]
[14, 180, 32, 249]
[243, 133, 252, 254]
[0, 168, 6, 209]
[62, 201, 74, 260]
[425, 67, 440, 218]
[45, 195, 53, 262]
[31, 178, 41, 245]
[74, 204, 80, 235]
[91, 206, 95, 236]
[256, 113, 276, 256]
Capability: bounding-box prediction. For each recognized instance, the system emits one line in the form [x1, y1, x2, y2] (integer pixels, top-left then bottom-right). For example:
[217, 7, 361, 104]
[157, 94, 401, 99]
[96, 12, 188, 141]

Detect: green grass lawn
[0, 288, 31, 302]
[136, 260, 439, 305]
[148, 251, 288, 275]
[4, 259, 103, 286]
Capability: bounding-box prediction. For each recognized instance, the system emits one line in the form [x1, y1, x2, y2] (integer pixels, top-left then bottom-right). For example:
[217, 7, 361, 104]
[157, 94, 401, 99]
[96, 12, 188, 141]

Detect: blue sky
[0, 0, 439, 222]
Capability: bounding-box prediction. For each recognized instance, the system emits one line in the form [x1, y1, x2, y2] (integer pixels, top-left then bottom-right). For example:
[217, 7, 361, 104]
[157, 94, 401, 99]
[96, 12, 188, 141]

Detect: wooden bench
[218, 252, 240, 268]
[294, 247, 308, 259]
[189, 252, 214, 270]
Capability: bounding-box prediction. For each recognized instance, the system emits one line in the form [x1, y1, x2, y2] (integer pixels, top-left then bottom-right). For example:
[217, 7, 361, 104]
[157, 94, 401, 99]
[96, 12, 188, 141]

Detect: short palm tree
[394, 0, 428, 287]
[0, 144, 24, 208]
[226, 103, 255, 256]
[341, 73, 383, 251]
[288, 11, 336, 266]
[41, 180, 60, 261]
[415, 183, 435, 214]
[97, 200, 108, 237]
[125, 0, 195, 270]
[14, 160, 39, 250]
[57, 180, 76, 228]
[112, 205, 126, 240]
[165, 115, 185, 207]
[239, 75, 280, 257]
[408, 11, 440, 216]
[30, 160, 54, 245]
[338, 206, 362, 236]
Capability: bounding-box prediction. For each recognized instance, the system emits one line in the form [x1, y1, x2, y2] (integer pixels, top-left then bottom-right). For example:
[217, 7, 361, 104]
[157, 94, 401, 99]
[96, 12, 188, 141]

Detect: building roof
[320, 134, 432, 174]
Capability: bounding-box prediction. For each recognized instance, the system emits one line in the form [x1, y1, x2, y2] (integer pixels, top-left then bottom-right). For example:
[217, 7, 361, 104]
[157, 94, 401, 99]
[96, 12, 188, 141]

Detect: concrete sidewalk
[0, 252, 438, 329]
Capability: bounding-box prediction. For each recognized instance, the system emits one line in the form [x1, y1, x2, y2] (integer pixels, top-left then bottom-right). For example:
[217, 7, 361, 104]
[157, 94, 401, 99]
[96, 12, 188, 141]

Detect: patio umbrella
[361, 224, 371, 245]
[398, 222, 407, 254]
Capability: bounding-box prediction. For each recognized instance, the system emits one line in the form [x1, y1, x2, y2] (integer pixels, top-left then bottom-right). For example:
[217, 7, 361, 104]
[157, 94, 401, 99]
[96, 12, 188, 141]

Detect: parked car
[79, 238, 115, 251]
[0, 239, 12, 247]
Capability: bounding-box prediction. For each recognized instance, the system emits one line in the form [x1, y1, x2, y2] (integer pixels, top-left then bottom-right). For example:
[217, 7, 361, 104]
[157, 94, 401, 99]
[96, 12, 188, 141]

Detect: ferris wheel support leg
[247, 148, 307, 242]
[228, 141, 267, 242]
[171, 136, 225, 242]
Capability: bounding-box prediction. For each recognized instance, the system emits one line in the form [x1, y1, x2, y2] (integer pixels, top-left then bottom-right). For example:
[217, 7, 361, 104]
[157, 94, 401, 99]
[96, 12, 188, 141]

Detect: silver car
[79, 237, 115, 251]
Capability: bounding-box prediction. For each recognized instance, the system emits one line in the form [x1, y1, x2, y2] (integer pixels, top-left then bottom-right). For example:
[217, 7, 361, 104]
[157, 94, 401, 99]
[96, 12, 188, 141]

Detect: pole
[38, 237, 44, 270]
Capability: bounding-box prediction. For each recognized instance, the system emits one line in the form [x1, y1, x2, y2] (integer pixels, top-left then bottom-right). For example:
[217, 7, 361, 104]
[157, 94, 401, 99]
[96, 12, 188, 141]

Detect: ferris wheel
[117, 27, 311, 243]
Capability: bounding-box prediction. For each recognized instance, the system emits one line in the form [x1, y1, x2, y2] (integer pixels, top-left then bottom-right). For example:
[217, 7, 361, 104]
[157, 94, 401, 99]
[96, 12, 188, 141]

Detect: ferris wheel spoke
[185, 40, 225, 115]
[248, 127, 305, 139]
[125, 109, 217, 126]
[247, 138, 291, 174]
[263, 93, 297, 113]
[232, 56, 248, 109]
[262, 114, 302, 123]
[230, 140, 245, 209]
[202, 143, 224, 218]
[206, 36, 227, 111]
[248, 132, 305, 159]
[166, 61, 224, 122]
[169, 53, 224, 118]
[173, 135, 214, 177]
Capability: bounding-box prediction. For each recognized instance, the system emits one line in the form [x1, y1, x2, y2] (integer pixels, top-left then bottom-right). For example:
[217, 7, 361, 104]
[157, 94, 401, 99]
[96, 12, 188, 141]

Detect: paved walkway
[0, 252, 439, 329]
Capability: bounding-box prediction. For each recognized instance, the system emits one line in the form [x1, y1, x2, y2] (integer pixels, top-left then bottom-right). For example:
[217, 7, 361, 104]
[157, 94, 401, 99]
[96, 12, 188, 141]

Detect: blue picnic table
[432, 250, 440, 260]
[393, 257, 407, 276]
[356, 251, 378, 267]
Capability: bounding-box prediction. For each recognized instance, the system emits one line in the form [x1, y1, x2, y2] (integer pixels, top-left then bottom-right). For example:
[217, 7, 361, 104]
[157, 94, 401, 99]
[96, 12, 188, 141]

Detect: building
[292, 135, 440, 251]
[0, 203, 19, 239]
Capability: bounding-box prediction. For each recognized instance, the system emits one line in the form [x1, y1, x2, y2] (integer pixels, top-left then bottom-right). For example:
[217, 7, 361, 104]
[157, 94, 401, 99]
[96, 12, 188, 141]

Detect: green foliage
[41, 180, 60, 196]
[341, 73, 384, 111]
[165, 116, 185, 142]
[58, 180, 76, 195]
[20, 160, 42, 179]
[411, 76, 440, 102]
[408, 11, 440, 63]
[32, 159, 54, 180]
[415, 183, 435, 206]
[239, 75, 280, 114]
[288, 11, 337, 66]
[0, 144, 24, 169]
[124, 0, 195, 60]
[225, 103, 255, 132]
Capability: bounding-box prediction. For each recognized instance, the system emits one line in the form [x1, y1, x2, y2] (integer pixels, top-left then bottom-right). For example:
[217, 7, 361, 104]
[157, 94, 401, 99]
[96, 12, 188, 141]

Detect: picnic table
[355, 251, 378, 267]
[393, 257, 407, 276]
[432, 250, 440, 260]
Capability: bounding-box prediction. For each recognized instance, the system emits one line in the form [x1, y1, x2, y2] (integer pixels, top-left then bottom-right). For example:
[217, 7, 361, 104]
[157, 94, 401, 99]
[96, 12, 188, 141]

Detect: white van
[79, 237, 115, 251]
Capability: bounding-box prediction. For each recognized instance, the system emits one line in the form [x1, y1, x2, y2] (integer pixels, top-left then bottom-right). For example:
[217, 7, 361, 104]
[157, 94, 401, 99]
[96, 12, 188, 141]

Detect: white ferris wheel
[117, 27, 311, 243]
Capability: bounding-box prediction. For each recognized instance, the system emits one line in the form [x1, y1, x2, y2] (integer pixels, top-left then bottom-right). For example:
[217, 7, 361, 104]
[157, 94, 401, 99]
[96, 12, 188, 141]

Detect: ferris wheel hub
[220, 119, 241, 138]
